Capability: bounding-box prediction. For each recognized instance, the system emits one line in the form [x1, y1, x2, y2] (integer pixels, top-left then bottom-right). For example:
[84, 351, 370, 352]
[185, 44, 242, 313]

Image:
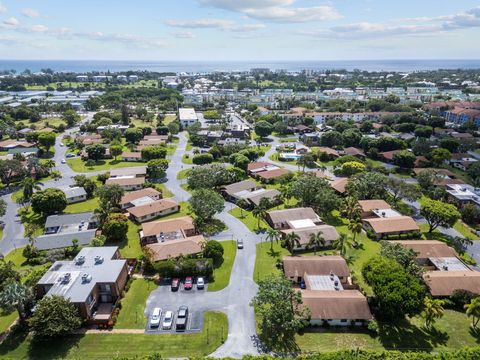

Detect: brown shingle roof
[280, 225, 340, 245]
[301, 290, 372, 320]
[127, 198, 179, 218]
[267, 207, 320, 226]
[110, 166, 147, 177]
[316, 147, 339, 157]
[283, 256, 350, 279]
[141, 216, 195, 237]
[363, 216, 419, 234]
[391, 240, 458, 259]
[423, 271, 480, 297]
[247, 161, 273, 171]
[120, 187, 161, 206]
[105, 177, 145, 187]
[146, 235, 205, 261]
[358, 200, 391, 212]
[221, 180, 257, 196]
[330, 178, 348, 194]
[121, 151, 142, 159]
[344, 147, 365, 157]
[256, 168, 290, 180]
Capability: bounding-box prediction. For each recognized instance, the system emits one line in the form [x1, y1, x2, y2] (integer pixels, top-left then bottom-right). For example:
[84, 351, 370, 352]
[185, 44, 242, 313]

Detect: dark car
[171, 278, 180, 291]
[184, 276, 193, 290]
[176, 306, 189, 331]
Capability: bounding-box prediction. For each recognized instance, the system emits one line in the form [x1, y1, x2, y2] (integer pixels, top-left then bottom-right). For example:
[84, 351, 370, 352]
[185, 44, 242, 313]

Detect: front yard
[115, 278, 156, 329]
[208, 240, 237, 292]
[66, 158, 146, 173]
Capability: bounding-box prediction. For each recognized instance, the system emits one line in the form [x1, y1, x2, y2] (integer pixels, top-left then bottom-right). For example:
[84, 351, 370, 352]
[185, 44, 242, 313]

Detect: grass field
[0, 311, 18, 335]
[208, 241, 237, 292]
[67, 158, 145, 173]
[0, 312, 228, 359]
[164, 114, 177, 125]
[177, 169, 191, 180]
[253, 240, 289, 283]
[64, 198, 99, 213]
[156, 183, 174, 198]
[115, 279, 156, 329]
[182, 154, 193, 164]
[118, 221, 143, 259]
[296, 310, 479, 352]
[228, 207, 269, 232]
[453, 220, 479, 240]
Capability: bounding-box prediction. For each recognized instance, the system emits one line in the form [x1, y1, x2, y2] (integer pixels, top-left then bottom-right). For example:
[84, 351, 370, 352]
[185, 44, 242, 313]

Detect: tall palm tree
[20, 177, 42, 202]
[252, 204, 267, 231]
[236, 199, 249, 218]
[43, 159, 56, 171]
[465, 297, 480, 329]
[307, 232, 325, 255]
[341, 196, 362, 221]
[333, 233, 353, 256]
[265, 228, 281, 252]
[423, 297, 445, 330]
[0, 282, 32, 321]
[283, 232, 301, 255]
[348, 218, 363, 246]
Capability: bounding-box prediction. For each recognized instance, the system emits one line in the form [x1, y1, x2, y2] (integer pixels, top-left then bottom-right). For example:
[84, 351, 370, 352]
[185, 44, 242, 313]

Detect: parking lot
[144, 278, 225, 334]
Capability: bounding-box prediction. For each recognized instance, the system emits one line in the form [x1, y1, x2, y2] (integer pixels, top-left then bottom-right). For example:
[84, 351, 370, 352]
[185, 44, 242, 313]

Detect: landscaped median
[208, 240, 237, 292]
[0, 312, 228, 359]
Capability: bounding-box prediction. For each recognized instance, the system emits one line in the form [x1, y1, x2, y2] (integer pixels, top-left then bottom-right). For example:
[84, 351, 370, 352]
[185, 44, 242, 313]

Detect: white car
[197, 277, 205, 290]
[149, 307, 162, 328]
[162, 310, 174, 330]
[61, 159, 66, 164]
[60, 143, 65, 147]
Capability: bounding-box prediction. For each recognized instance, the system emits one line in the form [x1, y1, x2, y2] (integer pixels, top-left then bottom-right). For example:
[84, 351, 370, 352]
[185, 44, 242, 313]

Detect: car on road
[149, 307, 162, 328]
[237, 239, 244, 249]
[66, 153, 75, 158]
[61, 159, 66, 164]
[162, 311, 174, 330]
[176, 306, 188, 331]
[197, 277, 205, 290]
[184, 277, 193, 290]
[171, 278, 180, 291]
[60, 143, 64, 147]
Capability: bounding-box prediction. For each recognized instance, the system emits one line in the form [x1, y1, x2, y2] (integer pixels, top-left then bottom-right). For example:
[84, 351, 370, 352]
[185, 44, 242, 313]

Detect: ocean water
[1, 59, 480, 73]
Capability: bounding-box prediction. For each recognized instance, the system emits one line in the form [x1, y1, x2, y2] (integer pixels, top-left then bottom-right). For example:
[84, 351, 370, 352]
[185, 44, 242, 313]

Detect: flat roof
[289, 219, 317, 229]
[429, 257, 470, 271]
[306, 274, 344, 291]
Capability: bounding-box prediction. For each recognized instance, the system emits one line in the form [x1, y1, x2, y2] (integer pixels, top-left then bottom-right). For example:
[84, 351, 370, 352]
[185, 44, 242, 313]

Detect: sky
[0, 0, 479, 60]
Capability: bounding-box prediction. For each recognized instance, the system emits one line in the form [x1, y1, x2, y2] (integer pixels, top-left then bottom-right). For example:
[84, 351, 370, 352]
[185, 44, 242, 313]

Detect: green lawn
[0, 312, 228, 359]
[64, 198, 99, 213]
[182, 154, 193, 164]
[208, 241, 237, 292]
[228, 207, 268, 232]
[253, 240, 289, 283]
[67, 158, 145, 173]
[115, 279, 156, 329]
[453, 220, 479, 241]
[156, 183, 174, 198]
[118, 221, 143, 259]
[296, 310, 480, 352]
[164, 114, 177, 125]
[0, 310, 18, 335]
[177, 169, 191, 180]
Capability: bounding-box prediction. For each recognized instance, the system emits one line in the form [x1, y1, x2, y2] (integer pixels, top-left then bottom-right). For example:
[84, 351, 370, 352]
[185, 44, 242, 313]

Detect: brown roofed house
[362, 216, 420, 239]
[281, 224, 339, 249]
[343, 147, 365, 159]
[330, 178, 348, 195]
[391, 240, 458, 263]
[423, 271, 480, 297]
[105, 176, 145, 191]
[121, 152, 142, 162]
[120, 187, 162, 209]
[127, 198, 180, 223]
[146, 235, 205, 262]
[266, 207, 322, 230]
[283, 256, 350, 283]
[358, 199, 391, 219]
[256, 168, 290, 183]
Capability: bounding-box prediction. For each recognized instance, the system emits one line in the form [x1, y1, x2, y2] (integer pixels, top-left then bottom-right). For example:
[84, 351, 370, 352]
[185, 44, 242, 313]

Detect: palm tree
[283, 232, 301, 255]
[348, 218, 363, 246]
[307, 232, 326, 255]
[465, 297, 480, 329]
[333, 233, 353, 256]
[25, 223, 40, 247]
[423, 297, 445, 330]
[341, 196, 362, 221]
[0, 282, 32, 321]
[265, 228, 281, 252]
[236, 199, 249, 218]
[252, 204, 267, 231]
[43, 159, 56, 171]
[20, 177, 42, 202]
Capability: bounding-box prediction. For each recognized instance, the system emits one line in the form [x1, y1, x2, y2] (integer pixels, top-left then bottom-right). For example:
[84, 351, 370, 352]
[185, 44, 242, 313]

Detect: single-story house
[266, 207, 322, 230]
[221, 180, 259, 202]
[105, 176, 145, 191]
[121, 152, 142, 162]
[36, 247, 129, 324]
[59, 186, 87, 204]
[358, 199, 392, 219]
[280, 224, 340, 250]
[391, 240, 458, 265]
[256, 168, 290, 183]
[145, 235, 205, 262]
[139, 216, 198, 244]
[109, 166, 147, 178]
[330, 178, 348, 195]
[120, 187, 162, 209]
[126, 198, 180, 223]
[378, 150, 402, 163]
[343, 147, 365, 159]
[423, 271, 480, 297]
[315, 147, 339, 159]
[362, 216, 420, 239]
[283, 256, 351, 283]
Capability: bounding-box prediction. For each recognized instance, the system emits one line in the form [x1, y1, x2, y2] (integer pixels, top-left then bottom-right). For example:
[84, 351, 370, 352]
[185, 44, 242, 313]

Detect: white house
[178, 108, 198, 127]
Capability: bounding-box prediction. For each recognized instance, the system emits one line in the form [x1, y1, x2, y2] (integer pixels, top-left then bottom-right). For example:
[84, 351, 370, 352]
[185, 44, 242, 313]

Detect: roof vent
[75, 256, 85, 265]
[62, 273, 71, 283]
[443, 265, 449, 271]
[81, 273, 92, 283]
[94, 256, 104, 264]
[330, 272, 334, 280]
[334, 285, 340, 291]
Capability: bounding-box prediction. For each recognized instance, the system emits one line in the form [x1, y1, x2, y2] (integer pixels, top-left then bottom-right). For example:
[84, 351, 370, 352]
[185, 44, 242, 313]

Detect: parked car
[176, 306, 189, 331]
[61, 159, 66, 164]
[149, 307, 162, 328]
[66, 153, 75, 158]
[197, 277, 205, 290]
[60, 143, 64, 147]
[162, 311, 174, 330]
[171, 278, 180, 291]
[237, 239, 244, 249]
[184, 277, 193, 290]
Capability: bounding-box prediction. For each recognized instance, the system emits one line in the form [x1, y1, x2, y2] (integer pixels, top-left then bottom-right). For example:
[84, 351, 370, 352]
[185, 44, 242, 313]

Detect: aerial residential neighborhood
[1, 1, 480, 360]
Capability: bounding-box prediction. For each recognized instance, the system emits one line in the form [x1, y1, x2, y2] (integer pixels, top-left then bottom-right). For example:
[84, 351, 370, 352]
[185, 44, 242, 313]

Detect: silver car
[162, 310, 174, 330]
[149, 307, 162, 328]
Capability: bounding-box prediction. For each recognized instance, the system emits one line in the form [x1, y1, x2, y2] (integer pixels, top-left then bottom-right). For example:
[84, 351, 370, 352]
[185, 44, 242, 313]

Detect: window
[340, 319, 347, 323]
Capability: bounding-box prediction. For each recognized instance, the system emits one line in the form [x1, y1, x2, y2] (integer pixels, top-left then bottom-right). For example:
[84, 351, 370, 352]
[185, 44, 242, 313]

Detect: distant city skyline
[0, 1, 480, 61]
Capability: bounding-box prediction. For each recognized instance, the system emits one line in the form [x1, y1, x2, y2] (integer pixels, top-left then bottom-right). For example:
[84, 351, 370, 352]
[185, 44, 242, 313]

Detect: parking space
[144, 278, 224, 334]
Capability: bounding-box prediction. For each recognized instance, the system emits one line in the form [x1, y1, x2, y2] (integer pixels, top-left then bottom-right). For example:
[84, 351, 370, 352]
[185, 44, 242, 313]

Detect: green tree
[282, 232, 301, 255]
[0, 260, 20, 291]
[31, 188, 67, 215]
[38, 132, 56, 153]
[429, 148, 451, 167]
[380, 241, 422, 278]
[254, 120, 273, 138]
[0, 282, 32, 321]
[307, 232, 325, 255]
[266, 228, 281, 252]
[189, 188, 225, 224]
[125, 127, 144, 144]
[235, 198, 249, 218]
[141, 145, 167, 161]
[339, 161, 366, 176]
[121, 103, 129, 125]
[320, 131, 343, 148]
[20, 177, 42, 202]
[203, 240, 224, 265]
[0, 159, 25, 187]
[346, 172, 388, 200]
[62, 109, 80, 127]
[85, 144, 106, 161]
[422, 297, 445, 330]
[193, 153, 214, 165]
[94, 184, 125, 224]
[385, 177, 421, 204]
[187, 164, 232, 190]
[102, 213, 128, 242]
[348, 218, 363, 245]
[420, 198, 461, 233]
[147, 158, 168, 179]
[333, 233, 352, 256]
[251, 275, 310, 349]
[73, 175, 97, 198]
[393, 150, 416, 169]
[29, 296, 82, 339]
[296, 153, 316, 172]
[110, 144, 123, 160]
[341, 196, 362, 221]
[0, 199, 6, 217]
[465, 297, 480, 329]
[252, 203, 268, 231]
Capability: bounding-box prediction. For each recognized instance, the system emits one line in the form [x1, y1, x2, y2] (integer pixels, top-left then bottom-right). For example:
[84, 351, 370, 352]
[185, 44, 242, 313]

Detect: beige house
[127, 198, 180, 223]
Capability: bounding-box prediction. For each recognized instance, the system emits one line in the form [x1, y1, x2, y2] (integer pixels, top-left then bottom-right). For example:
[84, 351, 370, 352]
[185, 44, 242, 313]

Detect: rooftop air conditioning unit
[334, 285, 340, 291]
[81, 273, 92, 283]
[330, 272, 334, 280]
[94, 256, 104, 264]
[62, 273, 71, 283]
[443, 265, 448, 271]
[75, 256, 86, 265]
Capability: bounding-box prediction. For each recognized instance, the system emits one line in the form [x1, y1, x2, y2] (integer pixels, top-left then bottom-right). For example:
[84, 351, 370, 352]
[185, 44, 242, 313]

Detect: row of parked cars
[171, 277, 205, 291]
[149, 306, 189, 331]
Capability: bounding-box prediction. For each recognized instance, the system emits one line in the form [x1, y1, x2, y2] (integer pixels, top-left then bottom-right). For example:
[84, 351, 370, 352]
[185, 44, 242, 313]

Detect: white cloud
[3, 17, 19, 27]
[30, 25, 48, 33]
[165, 18, 266, 32]
[21, 8, 40, 18]
[172, 31, 196, 39]
[199, 0, 341, 23]
[0, 2, 7, 14]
